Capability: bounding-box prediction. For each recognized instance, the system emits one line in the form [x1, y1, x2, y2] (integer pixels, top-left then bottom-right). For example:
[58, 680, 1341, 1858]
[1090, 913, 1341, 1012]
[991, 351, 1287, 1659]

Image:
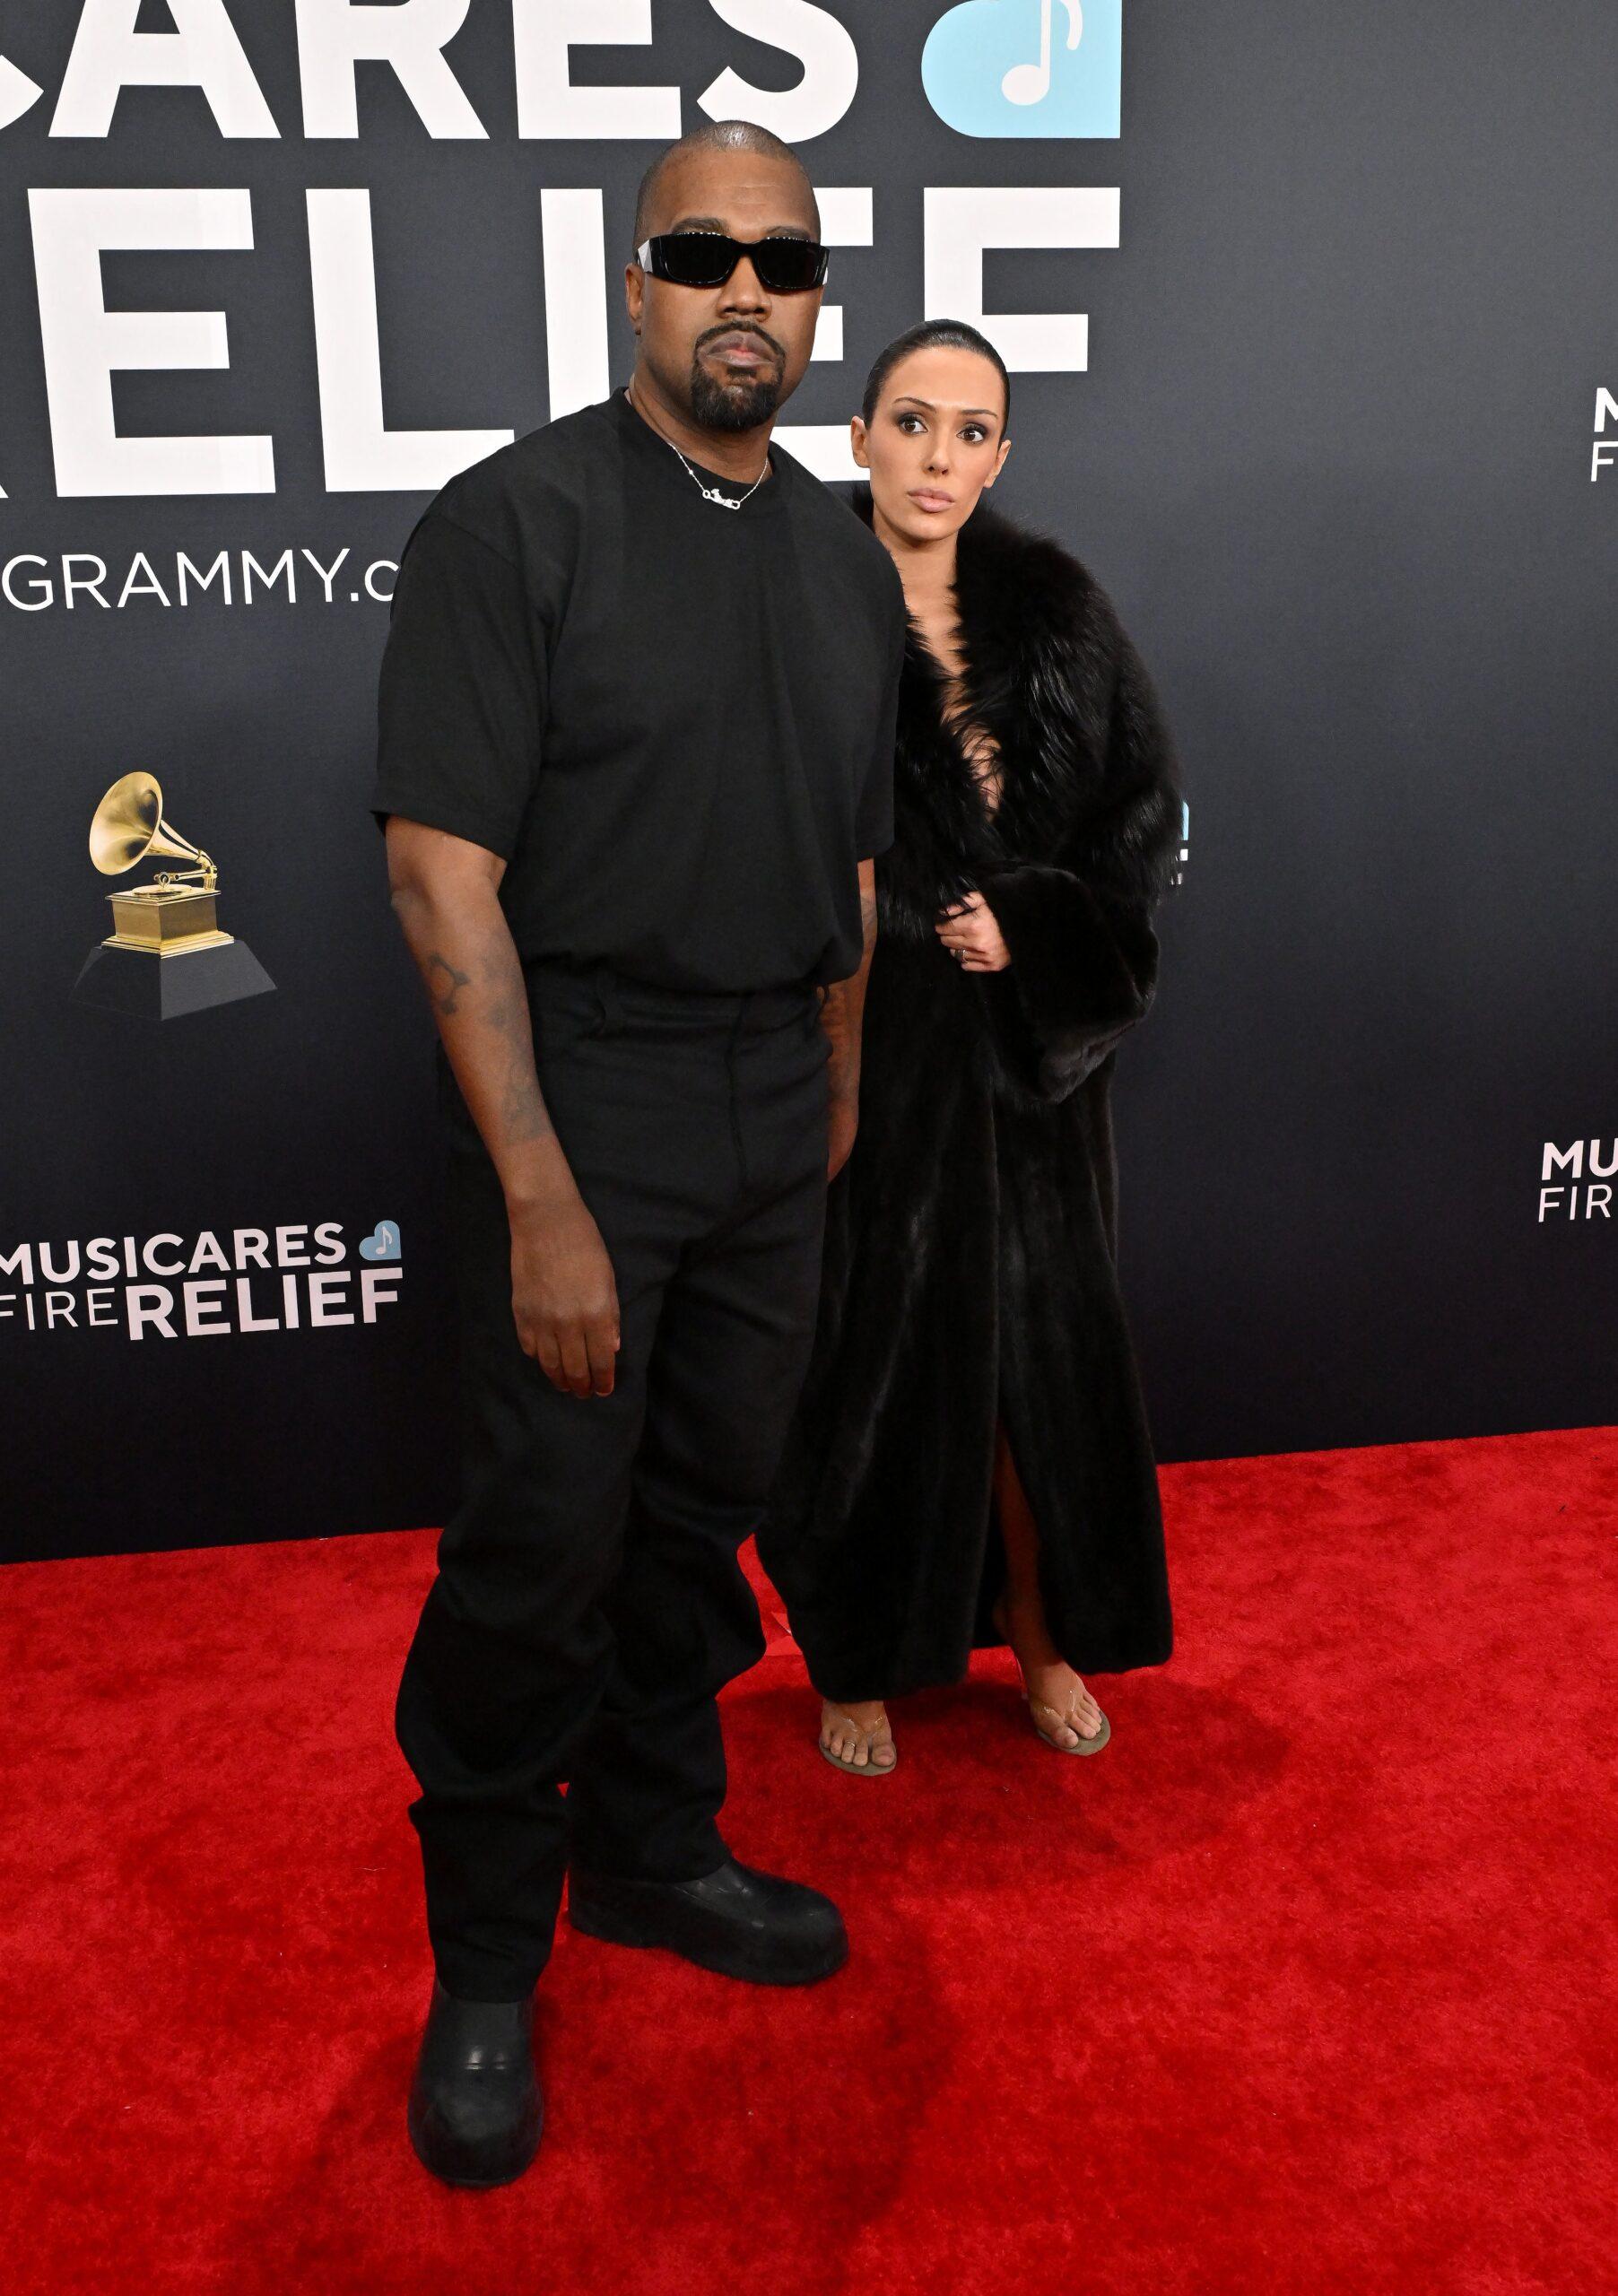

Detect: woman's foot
[817, 1697, 897, 1775]
[991, 1595, 1107, 1751]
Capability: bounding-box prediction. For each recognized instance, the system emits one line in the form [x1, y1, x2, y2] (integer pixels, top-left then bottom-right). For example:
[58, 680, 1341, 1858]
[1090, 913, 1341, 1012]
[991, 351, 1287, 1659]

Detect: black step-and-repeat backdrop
[4, 3, 1614, 1564]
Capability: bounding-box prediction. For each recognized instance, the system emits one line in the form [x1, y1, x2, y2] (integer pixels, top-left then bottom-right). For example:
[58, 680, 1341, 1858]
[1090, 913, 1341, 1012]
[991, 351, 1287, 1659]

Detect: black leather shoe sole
[568, 1863, 848, 1987]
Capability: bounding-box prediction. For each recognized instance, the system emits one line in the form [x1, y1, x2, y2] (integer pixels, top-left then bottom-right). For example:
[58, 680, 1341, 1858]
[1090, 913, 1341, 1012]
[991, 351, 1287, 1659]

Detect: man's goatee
[690, 367, 783, 432]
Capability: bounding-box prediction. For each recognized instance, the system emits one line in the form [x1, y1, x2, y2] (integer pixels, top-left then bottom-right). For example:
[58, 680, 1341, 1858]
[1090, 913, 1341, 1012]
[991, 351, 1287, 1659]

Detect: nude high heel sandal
[1024, 1688, 1110, 1756]
[992, 1597, 1111, 1756]
[817, 1700, 898, 1778]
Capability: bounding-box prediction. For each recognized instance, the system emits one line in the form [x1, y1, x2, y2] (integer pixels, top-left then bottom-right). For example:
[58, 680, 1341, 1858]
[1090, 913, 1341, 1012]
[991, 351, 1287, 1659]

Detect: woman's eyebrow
[891, 396, 997, 417]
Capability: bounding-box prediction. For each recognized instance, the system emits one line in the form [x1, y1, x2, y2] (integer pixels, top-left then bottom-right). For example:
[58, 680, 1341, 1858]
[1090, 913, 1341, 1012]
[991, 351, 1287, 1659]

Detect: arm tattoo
[425, 951, 471, 1016]
[499, 1050, 553, 1143]
[482, 991, 554, 1145]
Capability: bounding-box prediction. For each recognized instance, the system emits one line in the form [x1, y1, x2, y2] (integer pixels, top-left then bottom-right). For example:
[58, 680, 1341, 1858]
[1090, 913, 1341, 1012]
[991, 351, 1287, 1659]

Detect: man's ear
[624, 261, 644, 332]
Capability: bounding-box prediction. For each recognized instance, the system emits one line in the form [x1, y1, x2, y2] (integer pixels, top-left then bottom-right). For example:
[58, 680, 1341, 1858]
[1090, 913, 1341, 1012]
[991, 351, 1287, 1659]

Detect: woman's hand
[935, 891, 1012, 972]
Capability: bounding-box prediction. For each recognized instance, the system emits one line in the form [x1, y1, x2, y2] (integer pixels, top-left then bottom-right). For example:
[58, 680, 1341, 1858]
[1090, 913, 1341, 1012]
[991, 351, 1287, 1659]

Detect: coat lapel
[847, 483, 1106, 941]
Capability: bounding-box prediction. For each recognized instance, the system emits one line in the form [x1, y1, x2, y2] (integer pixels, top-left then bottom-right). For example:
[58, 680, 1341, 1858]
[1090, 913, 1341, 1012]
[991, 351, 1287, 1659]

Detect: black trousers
[396, 956, 831, 2001]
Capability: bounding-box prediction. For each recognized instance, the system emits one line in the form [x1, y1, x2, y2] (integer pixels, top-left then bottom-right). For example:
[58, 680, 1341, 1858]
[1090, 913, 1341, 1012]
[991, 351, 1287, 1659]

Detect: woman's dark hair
[860, 318, 1011, 432]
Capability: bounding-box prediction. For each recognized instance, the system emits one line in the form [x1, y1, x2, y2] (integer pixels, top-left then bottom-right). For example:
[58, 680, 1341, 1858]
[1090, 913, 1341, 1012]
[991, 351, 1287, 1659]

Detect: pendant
[700, 484, 743, 509]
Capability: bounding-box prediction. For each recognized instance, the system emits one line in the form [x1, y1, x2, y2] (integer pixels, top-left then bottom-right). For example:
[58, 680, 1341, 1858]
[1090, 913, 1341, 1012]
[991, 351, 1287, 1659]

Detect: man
[370, 120, 906, 2188]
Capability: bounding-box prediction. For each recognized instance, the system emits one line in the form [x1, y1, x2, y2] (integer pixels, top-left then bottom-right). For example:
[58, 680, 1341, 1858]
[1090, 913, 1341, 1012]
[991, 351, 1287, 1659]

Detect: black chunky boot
[568, 1854, 848, 1985]
[406, 1979, 544, 2187]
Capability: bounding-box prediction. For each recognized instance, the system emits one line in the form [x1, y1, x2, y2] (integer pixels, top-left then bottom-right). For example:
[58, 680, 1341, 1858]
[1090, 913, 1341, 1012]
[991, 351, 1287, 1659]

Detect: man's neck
[624, 366, 774, 484]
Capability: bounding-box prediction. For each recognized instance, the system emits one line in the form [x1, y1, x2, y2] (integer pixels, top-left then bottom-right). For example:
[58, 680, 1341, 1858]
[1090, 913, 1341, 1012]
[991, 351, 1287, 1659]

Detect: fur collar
[845, 482, 1121, 943]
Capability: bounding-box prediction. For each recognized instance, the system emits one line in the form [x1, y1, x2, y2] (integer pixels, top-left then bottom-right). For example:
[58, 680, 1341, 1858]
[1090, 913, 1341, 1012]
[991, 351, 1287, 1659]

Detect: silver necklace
[623, 387, 770, 510]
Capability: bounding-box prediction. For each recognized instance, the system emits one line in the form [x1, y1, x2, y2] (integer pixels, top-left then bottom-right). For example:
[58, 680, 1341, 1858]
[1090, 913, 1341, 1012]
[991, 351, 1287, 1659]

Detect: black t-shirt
[371, 386, 906, 992]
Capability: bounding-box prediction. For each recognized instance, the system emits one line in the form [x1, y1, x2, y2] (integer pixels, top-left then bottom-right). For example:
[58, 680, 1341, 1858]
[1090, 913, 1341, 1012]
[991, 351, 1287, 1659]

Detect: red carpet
[3, 1428, 1614, 2295]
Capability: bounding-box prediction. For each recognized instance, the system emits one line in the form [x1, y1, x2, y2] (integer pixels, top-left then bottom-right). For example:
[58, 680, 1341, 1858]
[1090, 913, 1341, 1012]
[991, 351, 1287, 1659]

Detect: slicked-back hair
[631, 119, 821, 249]
[860, 318, 1012, 433]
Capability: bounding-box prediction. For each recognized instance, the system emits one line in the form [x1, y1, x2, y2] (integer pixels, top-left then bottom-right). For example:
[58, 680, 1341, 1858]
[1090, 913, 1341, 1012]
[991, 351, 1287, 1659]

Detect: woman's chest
[908, 609, 1005, 817]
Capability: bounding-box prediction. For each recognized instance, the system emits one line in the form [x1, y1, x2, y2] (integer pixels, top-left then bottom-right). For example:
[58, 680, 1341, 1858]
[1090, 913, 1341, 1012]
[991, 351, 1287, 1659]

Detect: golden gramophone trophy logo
[72, 773, 274, 1019]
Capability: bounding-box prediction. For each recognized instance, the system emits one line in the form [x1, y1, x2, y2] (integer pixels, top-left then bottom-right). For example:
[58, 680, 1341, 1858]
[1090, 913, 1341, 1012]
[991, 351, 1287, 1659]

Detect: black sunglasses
[635, 231, 830, 294]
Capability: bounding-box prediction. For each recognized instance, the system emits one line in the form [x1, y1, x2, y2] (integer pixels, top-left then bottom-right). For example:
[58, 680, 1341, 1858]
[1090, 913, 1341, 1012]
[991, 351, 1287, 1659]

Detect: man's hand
[509, 1193, 621, 1398]
[820, 858, 879, 1184]
[384, 816, 623, 1400]
[935, 890, 1012, 972]
[828, 1087, 859, 1183]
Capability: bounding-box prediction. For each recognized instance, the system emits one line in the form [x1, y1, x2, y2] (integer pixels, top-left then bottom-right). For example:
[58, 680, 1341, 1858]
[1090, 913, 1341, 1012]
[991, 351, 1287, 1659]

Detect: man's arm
[820, 857, 878, 1182]
[822, 561, 900, 1176]
[384, 815, 620, 1399]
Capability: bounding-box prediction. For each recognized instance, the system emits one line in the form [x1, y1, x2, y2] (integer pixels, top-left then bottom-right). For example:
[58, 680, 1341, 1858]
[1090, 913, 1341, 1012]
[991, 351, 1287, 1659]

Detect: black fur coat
[756, 485, 1181, 1701]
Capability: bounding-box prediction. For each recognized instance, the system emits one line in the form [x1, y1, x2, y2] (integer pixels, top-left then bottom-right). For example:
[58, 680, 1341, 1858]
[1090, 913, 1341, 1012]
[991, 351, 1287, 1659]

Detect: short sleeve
[855, 593, 905, 859]
[370, 509, 544, 860]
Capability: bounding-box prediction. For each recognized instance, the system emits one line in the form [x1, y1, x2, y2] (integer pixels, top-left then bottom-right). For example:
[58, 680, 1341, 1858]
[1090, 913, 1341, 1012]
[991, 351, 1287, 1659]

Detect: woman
[757, 318, 1182, 1774]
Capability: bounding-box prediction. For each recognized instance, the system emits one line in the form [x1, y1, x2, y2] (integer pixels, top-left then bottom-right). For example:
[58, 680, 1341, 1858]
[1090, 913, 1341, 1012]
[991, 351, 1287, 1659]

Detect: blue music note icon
[921, 0, 1123, 139]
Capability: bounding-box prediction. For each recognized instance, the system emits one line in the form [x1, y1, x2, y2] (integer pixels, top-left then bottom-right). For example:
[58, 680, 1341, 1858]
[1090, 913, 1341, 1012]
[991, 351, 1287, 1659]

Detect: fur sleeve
[978, 603, 1182, 1103]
